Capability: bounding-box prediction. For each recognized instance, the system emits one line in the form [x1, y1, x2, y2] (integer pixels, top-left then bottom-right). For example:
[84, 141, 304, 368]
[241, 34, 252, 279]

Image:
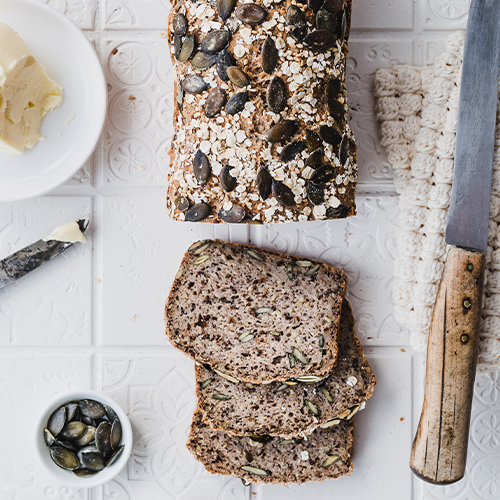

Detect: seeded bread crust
[167, 0, 357, 224]
[187, 410, 353, 484]
[195, 300, 375, 438]
[165, 239, 346, 383]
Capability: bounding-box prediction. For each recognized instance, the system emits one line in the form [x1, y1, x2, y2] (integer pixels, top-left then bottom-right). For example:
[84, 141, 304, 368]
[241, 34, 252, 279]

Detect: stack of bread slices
[165, 239, 375, 485]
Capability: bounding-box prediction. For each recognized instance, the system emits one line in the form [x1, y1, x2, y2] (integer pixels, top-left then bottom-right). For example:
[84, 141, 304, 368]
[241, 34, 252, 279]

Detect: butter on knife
[0, 22, 63, 155]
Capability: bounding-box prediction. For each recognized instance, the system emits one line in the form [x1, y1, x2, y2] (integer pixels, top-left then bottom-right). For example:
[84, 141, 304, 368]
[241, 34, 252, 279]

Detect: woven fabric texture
[374, 31, 500, 371]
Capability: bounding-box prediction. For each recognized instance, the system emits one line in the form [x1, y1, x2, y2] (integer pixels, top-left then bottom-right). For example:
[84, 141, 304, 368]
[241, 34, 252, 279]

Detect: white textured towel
[374, 31, 500, 371]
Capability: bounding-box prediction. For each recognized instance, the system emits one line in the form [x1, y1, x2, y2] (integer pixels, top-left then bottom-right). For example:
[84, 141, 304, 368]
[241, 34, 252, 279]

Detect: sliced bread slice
[187, 410, 353, 485]
[195, 300, 375, 438]
[166, 239, 347, 383]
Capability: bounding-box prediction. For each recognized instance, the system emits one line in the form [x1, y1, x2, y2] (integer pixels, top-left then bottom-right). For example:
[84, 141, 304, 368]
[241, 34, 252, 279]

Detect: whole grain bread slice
[187, 410, 353, 485]
[195, 300, 375, 438]
[165, 239, 347, 383]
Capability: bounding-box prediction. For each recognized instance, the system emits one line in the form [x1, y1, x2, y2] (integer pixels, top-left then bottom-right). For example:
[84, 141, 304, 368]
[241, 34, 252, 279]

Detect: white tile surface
[0, 1, 496, 499]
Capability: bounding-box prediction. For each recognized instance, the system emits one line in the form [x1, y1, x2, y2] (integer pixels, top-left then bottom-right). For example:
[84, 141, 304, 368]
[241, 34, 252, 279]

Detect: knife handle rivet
[461, 334, 469, 344]
[463, 298, 472, 309]
[467, 263, 474, 272]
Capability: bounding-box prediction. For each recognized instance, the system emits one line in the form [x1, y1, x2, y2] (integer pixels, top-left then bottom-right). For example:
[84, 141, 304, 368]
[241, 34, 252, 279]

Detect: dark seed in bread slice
[195, 300, 375, 438]
[187, 410, 353, 485]
[165, 239, 347, 383]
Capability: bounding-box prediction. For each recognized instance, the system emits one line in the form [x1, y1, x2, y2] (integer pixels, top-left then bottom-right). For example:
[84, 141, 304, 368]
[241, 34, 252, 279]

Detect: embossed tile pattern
[0, 1, 497, 499]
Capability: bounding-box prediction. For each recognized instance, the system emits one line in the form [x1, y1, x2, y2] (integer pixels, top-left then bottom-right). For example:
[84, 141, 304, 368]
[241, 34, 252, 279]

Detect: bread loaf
[195, 300, 375, 437]
[187, 410, 353, 484]
[165, 239, 346, 383]
[167, 0, 357, 223]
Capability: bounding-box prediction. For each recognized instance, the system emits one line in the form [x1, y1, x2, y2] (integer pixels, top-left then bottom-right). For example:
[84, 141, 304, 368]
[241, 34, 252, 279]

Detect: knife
[410, 0, 500, 485]
[0, 217, 90, 290]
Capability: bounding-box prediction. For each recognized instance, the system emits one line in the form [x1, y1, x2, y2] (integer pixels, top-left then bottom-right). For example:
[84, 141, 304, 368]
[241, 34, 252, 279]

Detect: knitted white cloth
[374, 31, 500, 371]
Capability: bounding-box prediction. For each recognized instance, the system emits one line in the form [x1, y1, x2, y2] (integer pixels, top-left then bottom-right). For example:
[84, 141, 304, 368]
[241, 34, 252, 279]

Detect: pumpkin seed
[241, 465, 270, 476]
[269, 330, 281, 337]
[306, 148, 323, 168]
[245, 450, 253, 462]
[306, 181, 325, 205]
[322, 455, 341, 468]
[323, 0, 344, 12]
[286, 5, 307, 41]
[104, 405, 119, 423]
[320, 385, 334, 403]
[256, 167, 272, 200]
[327, 98, 345, 126]
[212, 393, 232, 400]
[44, 428, 56, 447]
[320, 419, 341, 429]
[205, 87, 227, 118]
[81, 415, 96, 426]
[201, 30, 231, 54]
[179, 35, 195, 62]
[174, 35, 182, 60]
[305, 263, 321, 276]
[256, 307, 272, 314]
[96, 421, 113, 458]
[295, 260, 312, 267]
[266, 120, 298, 143]
[275, 383, 289, 393]
[73, 425, 96, 447]
[173, 13, 188, 36]
[287, 263, 295, 280]
[280, 439, 295, 445]
[193, 255, 210, 265]
[227, 66, 249, 87]
[73, 469, 98, 477]
[326, 204, 350, 219]
[293, 347, 309, 365]
[272, 179, 296, 207]
[174, 196, 190, 212]
[305, 400, 319, 415]
[340, 9, 347, 44]
[316, 8, 335, 32]
[280, 141, 306, 162]
[310, 165, 335, 184]
[191, 51, 217, 70]
[48, 406, 66, 437]
[303, 29, 336, 52]
[219, 203, 246, 223]
[50, 446, 79, 471]
[79, 451, 105, 471]
[305, 130, 322, 152]
[247, 249, 264, 261]
[185, 202, 212, 222]
[80, 400, 106, 419]
[235, 4, 268, 25]
[238, 331, 255, 342]
[189, 240, 209, 253]
[216, 49, 236, 82]
[111, 420, 122, 450]
[182, 75, 209, 94]
[217, 0, 237, 20]
[193, 149, 211, 184]
[201, 378, 213, 389]
[249, 435, 272, 443]
[346, 405, 360, 420]
[308, 0, 323, 12]
[296, 375, 323, 383]
[220, 164, 237, 192]
[59, 421, 87, 440]
[226, 90, 248, 115]
[318, 334, 325, 347]
[325, 78, 341, 101]
[318, 125, 342, 146]
[266, 76, 287, 113]
[284, 380, 298, 386]
[261, 35, 278, 74]
[214, 369, 240, 384]
[339, 134, 349, 165]
[288, 352, 296, 368]
[105, 445, 125, 468]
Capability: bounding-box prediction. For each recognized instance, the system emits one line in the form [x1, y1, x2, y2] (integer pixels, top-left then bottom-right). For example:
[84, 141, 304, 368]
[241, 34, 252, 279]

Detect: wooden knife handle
[410, 246, 485, 484]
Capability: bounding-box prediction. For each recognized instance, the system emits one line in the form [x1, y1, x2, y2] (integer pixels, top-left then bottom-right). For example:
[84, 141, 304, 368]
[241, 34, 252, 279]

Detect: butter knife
[410, 0, 500, 484]
[0, 216, 90, 290]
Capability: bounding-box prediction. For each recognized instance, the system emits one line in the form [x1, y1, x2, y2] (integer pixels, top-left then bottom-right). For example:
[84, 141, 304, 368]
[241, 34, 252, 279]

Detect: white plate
[0, 0, 106, 202]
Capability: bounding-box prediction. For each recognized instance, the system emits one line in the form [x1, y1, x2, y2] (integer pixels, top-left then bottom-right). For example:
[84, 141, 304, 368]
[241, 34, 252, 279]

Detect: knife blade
[0, 217, 90, 290]
[410, 0, 500, 485]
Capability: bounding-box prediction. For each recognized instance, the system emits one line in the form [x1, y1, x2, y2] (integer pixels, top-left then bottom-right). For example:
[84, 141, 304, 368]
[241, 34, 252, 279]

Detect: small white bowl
[35, 390, 133, 488]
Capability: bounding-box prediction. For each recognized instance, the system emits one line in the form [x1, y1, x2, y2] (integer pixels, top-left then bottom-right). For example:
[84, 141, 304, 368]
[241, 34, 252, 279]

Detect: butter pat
[43, 220, 87, 244]
[0, 22, 63, 155]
